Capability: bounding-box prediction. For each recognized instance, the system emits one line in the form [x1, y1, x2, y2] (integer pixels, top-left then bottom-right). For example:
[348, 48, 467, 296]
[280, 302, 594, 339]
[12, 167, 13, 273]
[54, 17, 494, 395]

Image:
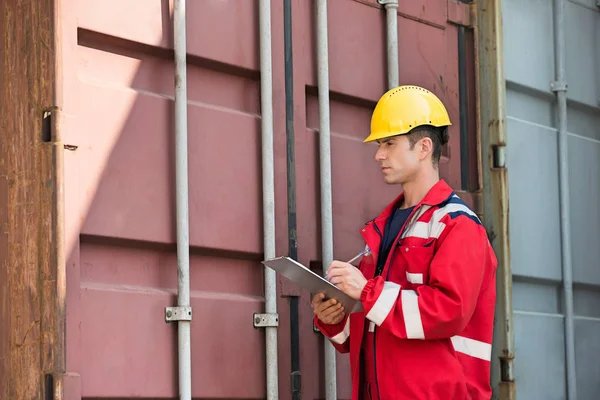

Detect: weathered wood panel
[0, 0, 62, 399]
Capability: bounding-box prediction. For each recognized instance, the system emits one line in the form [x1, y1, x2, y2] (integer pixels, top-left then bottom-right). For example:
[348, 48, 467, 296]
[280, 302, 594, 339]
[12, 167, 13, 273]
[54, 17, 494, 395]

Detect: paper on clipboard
[262, 257, 363, 313]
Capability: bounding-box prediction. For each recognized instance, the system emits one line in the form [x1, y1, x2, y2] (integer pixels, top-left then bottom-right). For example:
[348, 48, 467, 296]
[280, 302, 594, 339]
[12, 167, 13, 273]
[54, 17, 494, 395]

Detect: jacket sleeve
[314, 314, 351, 353]
[359, 217, 492, 340]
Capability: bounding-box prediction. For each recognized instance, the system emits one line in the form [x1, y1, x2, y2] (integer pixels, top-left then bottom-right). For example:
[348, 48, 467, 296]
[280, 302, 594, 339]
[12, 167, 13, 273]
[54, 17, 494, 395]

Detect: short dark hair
[406, 125, 449, 166]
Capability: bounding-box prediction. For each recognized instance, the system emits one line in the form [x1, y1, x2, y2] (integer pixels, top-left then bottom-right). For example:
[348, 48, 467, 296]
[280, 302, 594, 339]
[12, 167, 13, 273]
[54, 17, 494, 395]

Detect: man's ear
[419, 137, 434, 161]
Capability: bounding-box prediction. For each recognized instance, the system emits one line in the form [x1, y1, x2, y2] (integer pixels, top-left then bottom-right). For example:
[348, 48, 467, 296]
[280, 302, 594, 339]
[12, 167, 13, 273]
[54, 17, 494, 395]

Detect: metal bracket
[165, 306, 192, 322]
[253, 313, 279, 328]
[550, 80, 568, 92]
[377, 0, 399, 6]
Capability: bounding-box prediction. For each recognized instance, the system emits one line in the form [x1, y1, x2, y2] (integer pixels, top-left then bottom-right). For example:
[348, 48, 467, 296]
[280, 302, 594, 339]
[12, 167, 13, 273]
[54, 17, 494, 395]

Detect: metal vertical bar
[379, 0, 399, 88]
[476, 1, 516, 399]
[173, 0, 192, 399]
[283, 0, 301, 398]
[316, 1, 336, 399]
[290, 297, 301, 399]
[284, 0, 297, 263]
[552, 0, 577, 398]
[458, 25, 470, 190]
[258, 0, 279, 399]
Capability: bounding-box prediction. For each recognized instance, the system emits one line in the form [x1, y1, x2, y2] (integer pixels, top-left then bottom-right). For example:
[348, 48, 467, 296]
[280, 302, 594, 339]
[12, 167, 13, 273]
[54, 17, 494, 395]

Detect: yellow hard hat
[364, 85, 452, 143]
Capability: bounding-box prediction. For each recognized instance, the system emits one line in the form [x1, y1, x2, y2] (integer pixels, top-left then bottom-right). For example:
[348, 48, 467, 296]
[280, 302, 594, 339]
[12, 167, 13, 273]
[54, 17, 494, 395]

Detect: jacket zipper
[371, 205, 422, 399]
[369, 221, 385, 400]
[370, 221, 383, 400]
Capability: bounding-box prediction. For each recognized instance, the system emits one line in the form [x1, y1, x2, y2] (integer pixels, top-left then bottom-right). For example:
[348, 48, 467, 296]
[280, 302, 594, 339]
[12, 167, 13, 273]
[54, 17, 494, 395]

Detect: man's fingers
[311, 292, 327, 307]
[311, 293, 322, 306]
[329, 276, 344, 286]
[327, 263, 350, 280]
[330, 312, 345, 324]
[323, 309, 345, 324]
[319, 302, 340, 317]
[327, 269, 345, 279]
[313, 295, 347, 324]
[319, 302, 343, 319]
[317, 298, 337, 311]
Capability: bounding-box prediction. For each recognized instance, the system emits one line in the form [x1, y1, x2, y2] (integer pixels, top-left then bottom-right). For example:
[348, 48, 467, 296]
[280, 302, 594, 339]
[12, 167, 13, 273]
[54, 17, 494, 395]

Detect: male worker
[312, 85, 497, 400]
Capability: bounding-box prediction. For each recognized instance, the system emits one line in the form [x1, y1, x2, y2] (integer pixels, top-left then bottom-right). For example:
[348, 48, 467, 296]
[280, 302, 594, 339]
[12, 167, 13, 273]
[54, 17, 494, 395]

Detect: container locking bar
[165, 306, 192, 322]
[253, 313, 279, 328]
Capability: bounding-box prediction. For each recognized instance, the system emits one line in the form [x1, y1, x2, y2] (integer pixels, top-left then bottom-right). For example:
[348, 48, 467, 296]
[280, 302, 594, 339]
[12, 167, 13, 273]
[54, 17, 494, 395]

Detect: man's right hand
[312, 293, 346, 325]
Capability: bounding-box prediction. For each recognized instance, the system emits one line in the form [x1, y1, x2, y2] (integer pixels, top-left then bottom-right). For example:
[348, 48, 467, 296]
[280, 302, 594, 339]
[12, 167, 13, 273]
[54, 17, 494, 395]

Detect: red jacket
[315, 180, 497, 399]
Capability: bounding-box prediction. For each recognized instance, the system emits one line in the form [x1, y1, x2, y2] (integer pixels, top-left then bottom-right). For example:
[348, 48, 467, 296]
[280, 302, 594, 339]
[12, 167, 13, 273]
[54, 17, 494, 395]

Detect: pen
[346, 247, 371, 265]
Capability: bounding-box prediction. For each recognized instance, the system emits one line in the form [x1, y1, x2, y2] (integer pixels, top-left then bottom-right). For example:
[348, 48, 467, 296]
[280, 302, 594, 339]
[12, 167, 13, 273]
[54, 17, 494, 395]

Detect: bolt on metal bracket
[550, 80, 568, 92]
[165, 306, 192, 322]
[253, 313, 279, 328]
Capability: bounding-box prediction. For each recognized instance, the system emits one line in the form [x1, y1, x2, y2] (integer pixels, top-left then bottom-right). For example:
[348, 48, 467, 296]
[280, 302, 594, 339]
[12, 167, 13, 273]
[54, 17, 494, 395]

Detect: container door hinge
[500, 357, 515, 383]
[253, 313, 279, 328]
[165, 306, 192, 322]
[44, 374, 54, 400]
[492, 145, 506, 169]
[550, 80, 568, 92]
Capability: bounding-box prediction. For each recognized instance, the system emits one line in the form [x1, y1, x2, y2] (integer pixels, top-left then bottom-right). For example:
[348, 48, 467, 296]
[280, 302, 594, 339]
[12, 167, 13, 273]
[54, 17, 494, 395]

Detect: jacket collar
[419, 179, 455, 206]
[372, 179, 454, 224]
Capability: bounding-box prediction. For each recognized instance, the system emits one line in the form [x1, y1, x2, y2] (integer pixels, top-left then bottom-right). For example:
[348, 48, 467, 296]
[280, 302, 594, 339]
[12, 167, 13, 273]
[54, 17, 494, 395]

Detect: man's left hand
[327, 261, 368, 300]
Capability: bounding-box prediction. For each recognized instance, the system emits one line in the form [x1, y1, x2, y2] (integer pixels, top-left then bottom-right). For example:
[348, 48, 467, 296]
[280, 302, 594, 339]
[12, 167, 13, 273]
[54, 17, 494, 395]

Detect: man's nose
[375, 146, 386, 161]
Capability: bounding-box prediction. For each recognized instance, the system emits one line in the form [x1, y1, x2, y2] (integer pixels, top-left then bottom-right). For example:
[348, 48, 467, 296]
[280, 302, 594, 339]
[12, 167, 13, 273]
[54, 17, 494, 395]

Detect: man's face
[374, 135, 422, 185]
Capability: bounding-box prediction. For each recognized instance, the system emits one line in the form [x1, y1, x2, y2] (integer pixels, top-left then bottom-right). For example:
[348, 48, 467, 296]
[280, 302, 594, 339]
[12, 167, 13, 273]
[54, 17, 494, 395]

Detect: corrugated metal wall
[503, 0, 600, 398]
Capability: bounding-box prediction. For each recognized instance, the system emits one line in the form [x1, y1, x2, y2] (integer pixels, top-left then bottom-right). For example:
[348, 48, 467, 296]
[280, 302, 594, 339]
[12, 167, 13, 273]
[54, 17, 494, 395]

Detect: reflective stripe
[406, 271, 423, 284]
[402, 290, 425, 339]
[366, 281, 400, 326]
[401, 206, 431, 239]
[330, 317, 351, 345]
[404, 220, 446, 239]
[402, 199, 479, 240]
[451, 335, 492, 361]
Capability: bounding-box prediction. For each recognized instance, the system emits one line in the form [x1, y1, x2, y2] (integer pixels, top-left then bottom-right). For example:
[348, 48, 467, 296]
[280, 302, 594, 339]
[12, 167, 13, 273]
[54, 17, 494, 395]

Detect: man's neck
[400, 169, 440, 209]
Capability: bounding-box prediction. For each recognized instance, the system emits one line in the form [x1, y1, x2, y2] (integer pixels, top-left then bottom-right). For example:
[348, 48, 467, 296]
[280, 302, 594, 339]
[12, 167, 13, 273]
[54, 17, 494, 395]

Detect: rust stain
[0, 0, 61, 399]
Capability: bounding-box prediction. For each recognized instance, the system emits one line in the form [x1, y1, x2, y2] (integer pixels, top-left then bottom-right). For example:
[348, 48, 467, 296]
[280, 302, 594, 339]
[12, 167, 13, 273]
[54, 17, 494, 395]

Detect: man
[312, 85, 497, 400]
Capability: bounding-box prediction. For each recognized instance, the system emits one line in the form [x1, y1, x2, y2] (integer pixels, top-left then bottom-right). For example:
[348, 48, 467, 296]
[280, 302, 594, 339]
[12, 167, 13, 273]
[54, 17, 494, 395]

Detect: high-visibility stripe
[330, 318, 351, 345]
[402, 290, 425, 339]
[366, 281, 400, 326]
[403, 200, 479, 240]
[406, 271, 423, 284]
[451, 335, 492, 361]
[404, 221, 446, 239]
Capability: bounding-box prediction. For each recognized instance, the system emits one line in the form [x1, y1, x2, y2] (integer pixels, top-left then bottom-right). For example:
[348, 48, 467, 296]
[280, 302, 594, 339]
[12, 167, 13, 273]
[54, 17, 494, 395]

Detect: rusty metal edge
[475, 1, 515, 400]
[0, 0, 62, 398]
[41, 0, 66, 398]
[52, 0, 67, 398]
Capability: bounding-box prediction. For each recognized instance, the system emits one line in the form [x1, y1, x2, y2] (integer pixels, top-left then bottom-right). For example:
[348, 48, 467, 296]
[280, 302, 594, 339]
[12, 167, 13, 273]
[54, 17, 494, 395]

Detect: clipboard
[262, 256, 363, 313]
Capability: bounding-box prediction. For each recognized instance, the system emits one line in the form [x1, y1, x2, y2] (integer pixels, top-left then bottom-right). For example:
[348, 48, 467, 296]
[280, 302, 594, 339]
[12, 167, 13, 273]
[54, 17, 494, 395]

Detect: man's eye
[386, 141, 394, 147]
